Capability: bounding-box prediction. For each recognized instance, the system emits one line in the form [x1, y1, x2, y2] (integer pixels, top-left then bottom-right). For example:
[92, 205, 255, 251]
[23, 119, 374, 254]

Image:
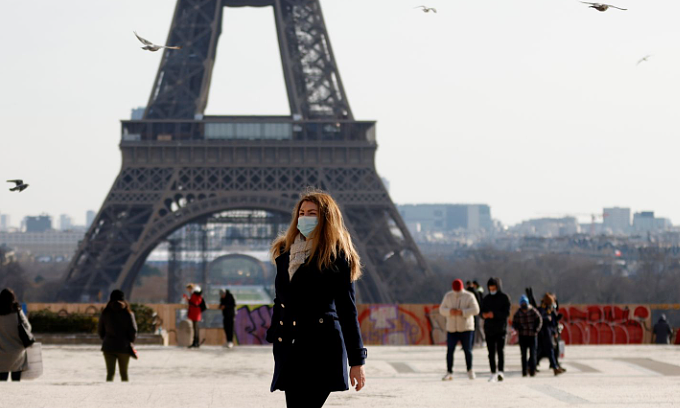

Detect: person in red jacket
[183, 284, 204, 348]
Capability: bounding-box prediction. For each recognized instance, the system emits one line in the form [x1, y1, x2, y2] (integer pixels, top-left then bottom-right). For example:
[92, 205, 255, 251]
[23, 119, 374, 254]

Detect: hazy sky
[1, 0, 679, 227]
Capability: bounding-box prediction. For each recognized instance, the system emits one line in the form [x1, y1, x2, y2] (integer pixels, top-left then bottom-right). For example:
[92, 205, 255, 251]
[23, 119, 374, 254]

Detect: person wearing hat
[98, 289, 137, 382]
[219, 289, 236, 348]
[480, 277, 511, 382]
[653, 314, 673, 344]
[439, 279, 480, 381]
[512, 295, 542, 377]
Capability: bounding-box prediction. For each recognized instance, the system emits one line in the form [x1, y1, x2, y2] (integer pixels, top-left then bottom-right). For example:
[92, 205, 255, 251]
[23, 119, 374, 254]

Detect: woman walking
[183, 284, 204, 348]
[266, 190, 367, 408]
[98, 289, 137, 382]
[0, 288, 32, 382]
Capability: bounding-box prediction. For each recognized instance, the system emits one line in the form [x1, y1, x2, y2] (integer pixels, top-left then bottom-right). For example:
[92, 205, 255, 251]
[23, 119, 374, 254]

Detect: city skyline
[2, 1, 679, 229]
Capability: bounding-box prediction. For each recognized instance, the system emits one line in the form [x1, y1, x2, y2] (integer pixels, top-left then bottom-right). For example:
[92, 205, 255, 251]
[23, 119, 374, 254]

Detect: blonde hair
[271, 189, 362, 281]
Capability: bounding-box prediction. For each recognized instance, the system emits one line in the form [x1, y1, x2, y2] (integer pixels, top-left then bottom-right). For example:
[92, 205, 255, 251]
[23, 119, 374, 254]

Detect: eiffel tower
[59, 0, 432, 303]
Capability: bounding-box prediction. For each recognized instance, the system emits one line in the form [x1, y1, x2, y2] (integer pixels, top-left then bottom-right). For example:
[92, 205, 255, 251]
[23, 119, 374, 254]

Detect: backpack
[199, 298, 207, 312]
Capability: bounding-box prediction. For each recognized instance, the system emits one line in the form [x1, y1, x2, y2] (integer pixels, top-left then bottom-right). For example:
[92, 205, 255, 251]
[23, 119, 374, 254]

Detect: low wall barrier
[27, 303, 672, 346]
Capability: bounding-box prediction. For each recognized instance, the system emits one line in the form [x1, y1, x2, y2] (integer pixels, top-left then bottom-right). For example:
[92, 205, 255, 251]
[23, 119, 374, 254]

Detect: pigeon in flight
[637, 55, 652, 65]
[580, 2, 627, 11]
[415, 5, 437, 13]
[134, 31, 182, 52]
[7, 180, 28, 192]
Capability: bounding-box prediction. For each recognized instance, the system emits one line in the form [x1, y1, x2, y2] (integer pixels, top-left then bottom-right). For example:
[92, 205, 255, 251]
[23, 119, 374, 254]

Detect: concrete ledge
[34, 333, 167, 346]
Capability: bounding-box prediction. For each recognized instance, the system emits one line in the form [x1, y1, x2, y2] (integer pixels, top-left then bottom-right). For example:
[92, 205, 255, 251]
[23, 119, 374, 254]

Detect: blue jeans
[446, 331, 474, 372]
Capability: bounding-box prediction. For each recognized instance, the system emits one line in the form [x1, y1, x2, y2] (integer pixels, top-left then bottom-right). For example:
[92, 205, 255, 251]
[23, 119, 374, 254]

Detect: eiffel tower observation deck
[59, 0, 433, 303]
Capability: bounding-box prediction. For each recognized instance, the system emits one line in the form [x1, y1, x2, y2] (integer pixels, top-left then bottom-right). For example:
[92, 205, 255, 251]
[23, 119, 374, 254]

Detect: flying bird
[580, 2, 627, 12]
[7, 180, 28, 192]
[637, 55, 652, 65]
[134, 31, 182, 52]
[415, 5, 437, 13]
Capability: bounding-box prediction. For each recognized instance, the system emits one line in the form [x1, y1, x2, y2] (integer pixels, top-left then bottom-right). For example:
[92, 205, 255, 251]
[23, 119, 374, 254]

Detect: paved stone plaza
[1, 345, 678, 408]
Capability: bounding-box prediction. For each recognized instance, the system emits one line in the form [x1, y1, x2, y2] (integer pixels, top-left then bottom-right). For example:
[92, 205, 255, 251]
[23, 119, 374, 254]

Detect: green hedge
[29, 303, 155, 334]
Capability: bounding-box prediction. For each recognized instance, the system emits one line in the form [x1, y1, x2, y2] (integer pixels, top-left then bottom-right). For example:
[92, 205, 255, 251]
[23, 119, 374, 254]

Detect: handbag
[17, 310, 35, 348]
[129, 343, 139, 360]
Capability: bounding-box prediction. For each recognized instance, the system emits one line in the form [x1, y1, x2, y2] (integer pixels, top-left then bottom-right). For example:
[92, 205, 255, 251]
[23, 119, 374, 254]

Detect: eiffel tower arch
[59, 0, 433, 303]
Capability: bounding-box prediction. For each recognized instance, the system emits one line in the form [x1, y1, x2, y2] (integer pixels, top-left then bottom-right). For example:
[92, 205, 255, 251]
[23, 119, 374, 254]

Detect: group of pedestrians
[441, 277, 568, 381]
[182, 283, 236, 349]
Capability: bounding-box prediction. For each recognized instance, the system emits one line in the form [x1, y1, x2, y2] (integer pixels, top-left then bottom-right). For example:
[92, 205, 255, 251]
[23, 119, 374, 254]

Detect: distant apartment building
[633, 211, 672, 233]
[0, 230, 83, 258]
[130, 107, 145, 120]
[398, 204, 493, 235]
[0, 214, 9, 231]
[511, 217, 580, 237]
[603, 207, 631, 234]
[24, 215, 52, 233]
[59, 214, 73, 231]
[86, 210, 96, 228]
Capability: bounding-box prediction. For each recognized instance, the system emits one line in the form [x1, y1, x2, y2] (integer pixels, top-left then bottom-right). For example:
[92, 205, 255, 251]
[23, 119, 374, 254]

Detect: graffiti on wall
[235, 304, 273, 345]
[357, 304, 450, 345]
[557, 304, 651, 345]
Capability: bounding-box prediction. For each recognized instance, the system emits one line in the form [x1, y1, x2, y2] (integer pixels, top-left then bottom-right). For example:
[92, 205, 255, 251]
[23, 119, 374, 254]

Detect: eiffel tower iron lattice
[59, 0, 433, 303]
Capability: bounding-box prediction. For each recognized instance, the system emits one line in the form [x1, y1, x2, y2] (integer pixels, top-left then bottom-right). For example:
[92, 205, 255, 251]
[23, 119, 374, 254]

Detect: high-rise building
[59, 214, 73, 231]
[0, 214, 9, 231]
[398, 204, 493, 234]
[130, 107, 145, 120]
[24, 215, 52, 233]
[86, 210, 96, 228]
[603, 207, 631, 234]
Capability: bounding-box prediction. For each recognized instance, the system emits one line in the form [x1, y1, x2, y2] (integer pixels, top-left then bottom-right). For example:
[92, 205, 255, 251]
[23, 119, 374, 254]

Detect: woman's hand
[349, 365, 366, 391]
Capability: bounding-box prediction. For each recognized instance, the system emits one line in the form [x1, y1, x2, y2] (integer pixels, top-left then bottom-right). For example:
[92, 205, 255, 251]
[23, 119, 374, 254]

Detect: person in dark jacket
[512, 295, 542, 377]
[653, 315, 673, 344]
[480, 277, 511, 382]
[219, 289, 236, 348]
[266, 190, 367, 408]
[0, 288, 32, 382]
[536, 293, 564, 376]
[183, 284, 203, 348]
[98, 289, 137, 382]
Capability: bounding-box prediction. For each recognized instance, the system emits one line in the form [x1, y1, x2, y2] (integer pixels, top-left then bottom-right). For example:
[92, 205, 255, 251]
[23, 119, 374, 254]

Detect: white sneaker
[497, 372, 505, 382]
[468, 370, 476, 380]
[488, 373, 498, 382]
[442, 372, 453, 381]
[227, 342, 234, 349]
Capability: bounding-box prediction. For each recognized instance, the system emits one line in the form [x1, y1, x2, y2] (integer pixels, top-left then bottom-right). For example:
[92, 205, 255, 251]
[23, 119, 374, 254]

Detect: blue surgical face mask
[297, 216, 318, 238]
[489, 290, 497, 295]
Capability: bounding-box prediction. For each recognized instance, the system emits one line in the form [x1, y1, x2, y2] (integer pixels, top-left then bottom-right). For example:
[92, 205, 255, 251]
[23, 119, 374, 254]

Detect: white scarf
[288, 234, 312, 281]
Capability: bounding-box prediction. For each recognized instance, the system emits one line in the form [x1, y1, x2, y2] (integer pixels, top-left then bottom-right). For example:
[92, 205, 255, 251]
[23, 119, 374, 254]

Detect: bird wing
[161, 45, 182, 50]
[6, 179, 22, 185]
[414, 5, 426, 9]
[608, 4, 627, 9]
[431, 8, 437, 13]
[580, 2, 598, 5]
[134, 31, 155, 46]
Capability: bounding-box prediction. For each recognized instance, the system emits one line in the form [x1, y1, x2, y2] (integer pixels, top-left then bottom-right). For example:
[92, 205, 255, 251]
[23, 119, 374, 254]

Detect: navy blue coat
[266, 250, 367, 392]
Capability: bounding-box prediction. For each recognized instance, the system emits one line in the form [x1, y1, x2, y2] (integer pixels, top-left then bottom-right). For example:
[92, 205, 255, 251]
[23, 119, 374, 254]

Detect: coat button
[293, 321, 296, 326]
[281, 303, 285, 308]
[279, 321, 283, 326]
[278, 337, 282, 342]
[319, 318, 324, 324]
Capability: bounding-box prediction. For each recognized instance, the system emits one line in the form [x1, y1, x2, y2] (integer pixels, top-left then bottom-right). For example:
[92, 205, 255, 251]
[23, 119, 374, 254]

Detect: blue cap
[519, 295, 529, 305]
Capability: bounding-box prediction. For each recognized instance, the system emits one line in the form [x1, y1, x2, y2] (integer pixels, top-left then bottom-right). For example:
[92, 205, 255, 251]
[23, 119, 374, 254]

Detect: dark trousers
[539, 334, 558, 369]
[192, 320, 200, 346]
[104, 352, 130, 382]
[285, 389, 331, 408]
[519, 335, 537, 376]
[446, 331, 474, 372]
[486, 333, 506, 373]
[0, 371, 21, 381]
[223, 315, 234, 343]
